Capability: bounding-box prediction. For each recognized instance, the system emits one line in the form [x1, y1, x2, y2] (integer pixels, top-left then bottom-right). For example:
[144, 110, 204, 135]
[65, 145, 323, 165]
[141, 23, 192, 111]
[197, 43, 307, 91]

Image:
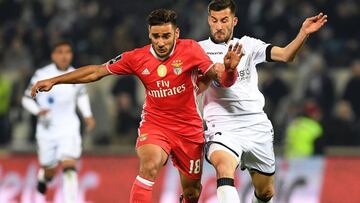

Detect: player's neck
[54, 64, 70, 72]
[210, 35, 233, 45]
[150, 42, 176, 61]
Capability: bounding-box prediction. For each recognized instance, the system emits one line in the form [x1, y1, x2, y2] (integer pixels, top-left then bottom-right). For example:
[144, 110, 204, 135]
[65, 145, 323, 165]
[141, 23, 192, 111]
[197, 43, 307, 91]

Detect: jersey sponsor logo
[171, 59, 183, 75]
[206, 51, 223, 55]
[108, 54, 122, 64]
[142, 68, 150, 75]
[148, 83, 186, 98]
[157, 64, 167, 77]
[238, 66, 251, 81]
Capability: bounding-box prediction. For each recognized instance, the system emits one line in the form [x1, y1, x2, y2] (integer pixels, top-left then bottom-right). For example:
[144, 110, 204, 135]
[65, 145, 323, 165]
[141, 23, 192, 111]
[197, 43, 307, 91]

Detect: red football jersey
[107, 39, 213, 138]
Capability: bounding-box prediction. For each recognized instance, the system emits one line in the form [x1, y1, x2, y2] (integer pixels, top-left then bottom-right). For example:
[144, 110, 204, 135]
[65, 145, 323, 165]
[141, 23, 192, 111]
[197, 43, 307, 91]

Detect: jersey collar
[209, 37, 236, 46]
[150, 41, 177, 61]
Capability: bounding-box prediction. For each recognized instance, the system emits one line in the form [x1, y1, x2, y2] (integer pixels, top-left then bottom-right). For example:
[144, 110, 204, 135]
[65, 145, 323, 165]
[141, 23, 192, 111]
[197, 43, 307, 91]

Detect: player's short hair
[208, 0, 237, 15]
[147, 9, 178, 27]
[51, 40, 73, 52]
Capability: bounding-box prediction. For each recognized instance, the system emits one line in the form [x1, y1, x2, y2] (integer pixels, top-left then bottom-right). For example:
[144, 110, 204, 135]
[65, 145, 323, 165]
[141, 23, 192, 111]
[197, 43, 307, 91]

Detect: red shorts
[136, 123, 204, 179]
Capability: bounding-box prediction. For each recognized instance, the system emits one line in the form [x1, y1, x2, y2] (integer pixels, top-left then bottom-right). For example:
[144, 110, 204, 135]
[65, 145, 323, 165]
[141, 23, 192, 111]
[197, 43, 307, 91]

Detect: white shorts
[205, 122, 275, 175]
[36, 126, 82, 167]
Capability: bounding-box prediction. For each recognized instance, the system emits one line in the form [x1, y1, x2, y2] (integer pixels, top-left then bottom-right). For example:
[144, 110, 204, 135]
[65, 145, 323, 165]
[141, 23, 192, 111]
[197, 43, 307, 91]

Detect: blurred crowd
[0, 0, 359, 157]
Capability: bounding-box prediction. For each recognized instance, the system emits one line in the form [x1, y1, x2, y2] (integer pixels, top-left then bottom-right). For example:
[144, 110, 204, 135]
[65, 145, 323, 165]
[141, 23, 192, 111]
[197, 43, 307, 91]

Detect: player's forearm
[206, 63, 238, 88]
[51, 65, 107, 85]
[220, 69, 238, 87]
[273, 29, 308, 62]
[197, 75, 212, 94]
[22, 96, 41, 115]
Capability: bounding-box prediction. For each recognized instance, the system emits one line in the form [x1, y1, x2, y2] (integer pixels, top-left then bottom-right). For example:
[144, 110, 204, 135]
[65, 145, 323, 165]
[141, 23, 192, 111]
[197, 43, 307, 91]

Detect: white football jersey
[199, 36, 273, 129]
[23, 63, 92, 132]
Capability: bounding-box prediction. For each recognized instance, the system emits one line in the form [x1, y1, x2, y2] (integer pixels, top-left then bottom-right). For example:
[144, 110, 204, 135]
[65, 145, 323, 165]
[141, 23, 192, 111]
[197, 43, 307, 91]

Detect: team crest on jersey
[157, 64, 167, 77]
[171, 59, 183, 75]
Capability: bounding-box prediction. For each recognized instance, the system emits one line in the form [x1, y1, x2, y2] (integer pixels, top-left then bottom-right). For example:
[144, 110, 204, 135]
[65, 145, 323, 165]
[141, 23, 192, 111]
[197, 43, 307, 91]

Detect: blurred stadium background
[0, 0, 359, 202]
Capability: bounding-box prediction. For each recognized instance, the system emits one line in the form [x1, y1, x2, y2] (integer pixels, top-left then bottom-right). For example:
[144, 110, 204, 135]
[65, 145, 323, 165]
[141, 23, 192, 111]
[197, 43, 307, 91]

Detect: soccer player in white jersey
[22, 41, 95, 202]
[198, 0, 327, 202]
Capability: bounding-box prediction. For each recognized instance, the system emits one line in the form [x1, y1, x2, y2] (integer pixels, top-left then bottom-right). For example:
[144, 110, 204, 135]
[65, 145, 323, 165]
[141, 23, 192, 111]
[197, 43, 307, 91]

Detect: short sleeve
[243, 36, 271, 65]
[106, 51, 134, 75]
[190, 40, 214, 74]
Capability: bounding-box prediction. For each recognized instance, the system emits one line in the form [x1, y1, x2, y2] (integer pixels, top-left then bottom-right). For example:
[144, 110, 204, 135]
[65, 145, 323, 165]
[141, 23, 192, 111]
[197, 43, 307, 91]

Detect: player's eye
[221, 18, 229, 23]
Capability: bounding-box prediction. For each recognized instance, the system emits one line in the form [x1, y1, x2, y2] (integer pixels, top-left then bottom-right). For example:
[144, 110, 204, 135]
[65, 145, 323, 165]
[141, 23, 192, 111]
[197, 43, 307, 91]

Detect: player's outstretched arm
[271, 12, 328, 62]
[31, 64, 110, 97]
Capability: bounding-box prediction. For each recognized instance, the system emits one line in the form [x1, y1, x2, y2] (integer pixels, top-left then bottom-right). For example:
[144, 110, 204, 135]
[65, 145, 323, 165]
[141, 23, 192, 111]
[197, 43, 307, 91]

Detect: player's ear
[233, 16, 238, 26]
[175, 27, 180, 39]
[148, 26, 152, 39]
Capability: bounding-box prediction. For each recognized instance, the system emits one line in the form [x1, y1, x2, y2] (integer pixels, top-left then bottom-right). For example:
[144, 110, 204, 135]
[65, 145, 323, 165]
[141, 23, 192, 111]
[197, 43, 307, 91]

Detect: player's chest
[135, 57, 195, 88]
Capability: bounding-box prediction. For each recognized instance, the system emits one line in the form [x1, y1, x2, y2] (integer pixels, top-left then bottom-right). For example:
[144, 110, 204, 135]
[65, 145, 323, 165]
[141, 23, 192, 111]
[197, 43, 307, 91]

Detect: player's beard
[210, 28, 233, 44]
[152, 37, 176, 59]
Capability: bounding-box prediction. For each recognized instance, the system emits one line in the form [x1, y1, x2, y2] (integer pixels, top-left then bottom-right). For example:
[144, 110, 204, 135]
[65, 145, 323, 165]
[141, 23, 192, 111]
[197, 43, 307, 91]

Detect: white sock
[37, 168, 46, 182]
[217, 185, 240, 203]
[252, 193, 273, 203]
[136, 175, 155, 187]
[63, 169, 78, 203]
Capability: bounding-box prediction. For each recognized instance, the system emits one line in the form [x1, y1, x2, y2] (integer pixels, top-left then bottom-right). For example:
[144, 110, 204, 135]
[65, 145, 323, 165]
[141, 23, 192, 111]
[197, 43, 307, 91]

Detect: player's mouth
[157, 48, 167, 54]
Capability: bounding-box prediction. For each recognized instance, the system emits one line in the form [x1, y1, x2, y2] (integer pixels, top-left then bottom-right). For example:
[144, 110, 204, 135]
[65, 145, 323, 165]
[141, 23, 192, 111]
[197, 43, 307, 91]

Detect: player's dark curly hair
[147, 9, 177, 27]
[208, 0, 237, 15]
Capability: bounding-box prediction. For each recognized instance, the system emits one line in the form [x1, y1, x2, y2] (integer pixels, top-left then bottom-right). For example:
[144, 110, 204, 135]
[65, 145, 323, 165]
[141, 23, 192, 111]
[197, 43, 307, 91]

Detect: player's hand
[301, 13, 328, 35]
[38, 109, 50, 117]
[224, 42, 244, 72]
[31, 79, 55, 97]
[85, 117, 96, 133]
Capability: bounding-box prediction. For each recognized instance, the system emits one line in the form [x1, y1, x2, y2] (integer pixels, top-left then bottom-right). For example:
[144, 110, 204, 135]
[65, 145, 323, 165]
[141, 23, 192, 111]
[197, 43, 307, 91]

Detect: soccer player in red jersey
[31, 9, 243, 203]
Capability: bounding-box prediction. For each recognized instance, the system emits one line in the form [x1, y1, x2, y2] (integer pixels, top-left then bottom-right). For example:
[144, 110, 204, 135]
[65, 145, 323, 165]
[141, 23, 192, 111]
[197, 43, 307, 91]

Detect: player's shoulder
[35, 63, 56, 75]
[126, 45, 151, 58]
[177, 39, 200, 47]
[198, 38, 211, 48]
[239, 35, 266, 46]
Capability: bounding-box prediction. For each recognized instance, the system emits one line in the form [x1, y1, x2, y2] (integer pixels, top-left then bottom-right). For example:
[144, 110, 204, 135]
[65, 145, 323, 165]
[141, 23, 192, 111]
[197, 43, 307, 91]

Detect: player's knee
[63, 166, 76, 174]
[183, 184, 201, 200]
[256, 185, 274, 202]
[43, 167, 56, 180]
[139, 161, 161, 180]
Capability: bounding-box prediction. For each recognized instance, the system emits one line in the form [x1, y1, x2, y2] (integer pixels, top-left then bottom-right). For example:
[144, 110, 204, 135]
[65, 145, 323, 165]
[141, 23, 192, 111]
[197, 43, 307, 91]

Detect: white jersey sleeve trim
[105, 63, 116, 75]
[203, 64, 214, 75]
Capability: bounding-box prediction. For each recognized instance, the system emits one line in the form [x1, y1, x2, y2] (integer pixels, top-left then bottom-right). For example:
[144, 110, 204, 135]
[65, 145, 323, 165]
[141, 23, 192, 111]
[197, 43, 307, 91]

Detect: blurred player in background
[30, 9, 242, 203]
[198, 0, 327, 202]
[22, 41, 95, 203]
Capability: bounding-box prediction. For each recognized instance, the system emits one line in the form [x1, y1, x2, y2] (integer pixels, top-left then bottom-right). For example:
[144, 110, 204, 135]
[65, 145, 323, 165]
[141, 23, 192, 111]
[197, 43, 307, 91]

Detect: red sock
[130, 176, 154, 203]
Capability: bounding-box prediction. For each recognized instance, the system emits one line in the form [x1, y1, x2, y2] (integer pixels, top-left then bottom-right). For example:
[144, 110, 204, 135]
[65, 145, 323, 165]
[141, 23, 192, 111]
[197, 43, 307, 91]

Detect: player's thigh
[171, 137, 204, 180]
[207, 143, 239, 179]
[57, 134, 82, 161]
[136, 124, 171, 168]
[137, 144, 169, 168]
[36, 134, 58, 167]
[250, 171, 275, 192]
[241, 129, 275, 175]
